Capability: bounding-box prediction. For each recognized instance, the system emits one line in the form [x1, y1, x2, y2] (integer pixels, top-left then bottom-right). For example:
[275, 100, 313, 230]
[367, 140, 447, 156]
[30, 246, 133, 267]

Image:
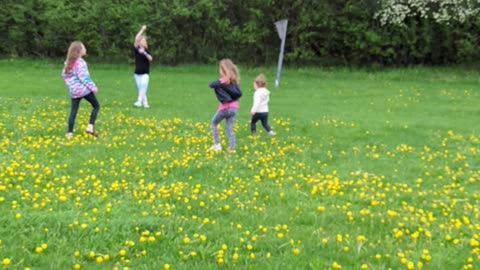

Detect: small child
[250, 74, 275, 136]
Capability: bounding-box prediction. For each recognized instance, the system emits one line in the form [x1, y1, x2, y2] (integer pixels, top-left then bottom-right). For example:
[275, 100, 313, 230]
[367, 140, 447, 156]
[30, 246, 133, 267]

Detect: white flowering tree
[375, 0, 480, 25]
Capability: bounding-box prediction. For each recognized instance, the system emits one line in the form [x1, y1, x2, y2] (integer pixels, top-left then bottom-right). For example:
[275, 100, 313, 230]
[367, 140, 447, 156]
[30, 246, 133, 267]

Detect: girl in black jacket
[208, 59, 242, 153]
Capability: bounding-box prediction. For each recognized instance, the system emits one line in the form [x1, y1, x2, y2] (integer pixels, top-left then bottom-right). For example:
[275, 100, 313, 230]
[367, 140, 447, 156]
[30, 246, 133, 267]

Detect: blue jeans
[211, 108, 237, 150]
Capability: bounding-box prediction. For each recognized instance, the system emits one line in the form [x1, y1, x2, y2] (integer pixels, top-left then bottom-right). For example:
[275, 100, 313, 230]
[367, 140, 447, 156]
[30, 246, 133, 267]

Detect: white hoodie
[251, 87, 270, 113]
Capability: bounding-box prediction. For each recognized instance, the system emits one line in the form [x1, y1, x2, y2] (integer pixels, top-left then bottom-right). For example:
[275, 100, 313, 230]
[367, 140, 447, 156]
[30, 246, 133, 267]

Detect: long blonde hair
[219, 59, 240, 85]
[64, 41, 84, 73]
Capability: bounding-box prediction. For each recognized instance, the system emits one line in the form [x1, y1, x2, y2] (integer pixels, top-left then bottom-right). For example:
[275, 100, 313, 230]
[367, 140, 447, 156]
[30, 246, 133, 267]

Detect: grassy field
[0, 59, 479, 270]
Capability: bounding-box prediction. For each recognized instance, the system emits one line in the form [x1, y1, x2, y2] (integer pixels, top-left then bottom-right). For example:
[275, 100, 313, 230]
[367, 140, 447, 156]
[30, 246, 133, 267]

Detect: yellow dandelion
[336, 234, 343, 243]
[357, 235, 367, 242]
[470, 238, 479, 247]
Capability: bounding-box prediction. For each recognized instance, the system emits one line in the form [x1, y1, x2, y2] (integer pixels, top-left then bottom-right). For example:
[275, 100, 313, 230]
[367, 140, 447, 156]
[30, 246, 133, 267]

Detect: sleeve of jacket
[251, 91, 261, 112]
[209, 80, 223, 89]
[209, 80, 232, 103]
[77, 59, 98, 94]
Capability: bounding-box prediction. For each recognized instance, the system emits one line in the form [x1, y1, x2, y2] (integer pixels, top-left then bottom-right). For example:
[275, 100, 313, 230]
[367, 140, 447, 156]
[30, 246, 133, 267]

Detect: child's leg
[250, 114, 260, 133]
[68, 97, 82, 133]
[134, 74, 142, 102]
[134, 74, 149, 106]
[211, 110, 227, 145]
[259, 113, 272, 132]
[84, 92, 100, 128]
[142, 74, 150, 106]
[225, 108, 238, 150]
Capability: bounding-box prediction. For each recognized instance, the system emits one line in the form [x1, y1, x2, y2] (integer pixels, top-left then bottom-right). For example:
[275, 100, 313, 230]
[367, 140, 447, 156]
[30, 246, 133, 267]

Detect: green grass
[1, 59, 480, 270]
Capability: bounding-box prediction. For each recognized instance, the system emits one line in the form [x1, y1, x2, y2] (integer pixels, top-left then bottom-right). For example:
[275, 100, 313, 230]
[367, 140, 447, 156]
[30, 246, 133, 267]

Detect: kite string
[147, 0, 207, 27]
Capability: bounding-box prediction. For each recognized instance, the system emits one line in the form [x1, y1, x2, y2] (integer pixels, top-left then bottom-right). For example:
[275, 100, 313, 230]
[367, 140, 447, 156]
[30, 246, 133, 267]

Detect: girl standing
[133, 25, 153, 108]
[62, 41, 100, 138]
[208, 59, 242, 152]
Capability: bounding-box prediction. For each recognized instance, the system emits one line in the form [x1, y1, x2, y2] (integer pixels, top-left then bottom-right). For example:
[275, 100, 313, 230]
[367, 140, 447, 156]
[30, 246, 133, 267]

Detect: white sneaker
[134, 101, 142, 107]
[66, 132, 73, 138]
[143, 102, 150, 108]
[209, 144, 222, 151]
[268, 131, 276, 136]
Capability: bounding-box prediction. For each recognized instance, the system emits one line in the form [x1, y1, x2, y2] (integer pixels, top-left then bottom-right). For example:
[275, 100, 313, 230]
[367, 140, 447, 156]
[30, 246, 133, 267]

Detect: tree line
[1, 0, 479, 66]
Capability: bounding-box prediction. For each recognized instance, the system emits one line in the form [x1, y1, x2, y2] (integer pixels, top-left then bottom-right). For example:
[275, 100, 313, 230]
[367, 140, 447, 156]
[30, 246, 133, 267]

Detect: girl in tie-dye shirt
[62, 41, 100, 138]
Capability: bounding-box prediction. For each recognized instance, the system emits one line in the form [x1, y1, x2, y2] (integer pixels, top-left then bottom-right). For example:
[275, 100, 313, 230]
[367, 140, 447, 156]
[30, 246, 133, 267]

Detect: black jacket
[209, 80, 242, 104]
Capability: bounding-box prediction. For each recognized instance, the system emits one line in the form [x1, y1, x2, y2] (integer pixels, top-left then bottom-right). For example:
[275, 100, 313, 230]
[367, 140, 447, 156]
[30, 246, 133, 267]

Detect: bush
[1, 0, 479, 66]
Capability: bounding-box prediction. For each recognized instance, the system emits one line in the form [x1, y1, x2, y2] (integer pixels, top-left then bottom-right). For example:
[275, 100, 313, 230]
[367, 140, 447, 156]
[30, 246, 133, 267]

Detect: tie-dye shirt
[62, 58, 98, 98]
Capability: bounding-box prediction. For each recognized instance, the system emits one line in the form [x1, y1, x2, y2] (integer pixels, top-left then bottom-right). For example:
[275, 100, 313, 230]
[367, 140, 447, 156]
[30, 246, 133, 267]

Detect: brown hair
[64, 41, 84, 73]
[254, 74, 266, 88]
[219, 59, 240, 85]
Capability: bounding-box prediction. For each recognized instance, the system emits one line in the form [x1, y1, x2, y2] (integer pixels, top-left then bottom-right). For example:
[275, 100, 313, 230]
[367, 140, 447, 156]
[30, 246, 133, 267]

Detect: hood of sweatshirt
[257, 87, 270, 98]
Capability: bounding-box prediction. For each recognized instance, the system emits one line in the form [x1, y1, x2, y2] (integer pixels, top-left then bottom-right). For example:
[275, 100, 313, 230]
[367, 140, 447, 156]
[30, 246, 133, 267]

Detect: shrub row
[1, 0, 479, 66]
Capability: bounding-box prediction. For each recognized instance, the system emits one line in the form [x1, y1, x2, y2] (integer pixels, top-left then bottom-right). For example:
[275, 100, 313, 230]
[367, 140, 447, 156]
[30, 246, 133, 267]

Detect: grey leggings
[211, 108, 237, 150]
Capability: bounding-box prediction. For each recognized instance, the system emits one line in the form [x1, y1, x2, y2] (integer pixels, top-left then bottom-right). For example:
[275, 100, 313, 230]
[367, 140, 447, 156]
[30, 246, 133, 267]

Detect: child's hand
[219, 77, 228, 84]
[251, 112, 255, 116]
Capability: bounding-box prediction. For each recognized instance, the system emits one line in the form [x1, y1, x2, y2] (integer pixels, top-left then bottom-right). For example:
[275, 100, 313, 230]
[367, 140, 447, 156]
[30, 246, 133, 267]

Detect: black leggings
[250, 112, 271, 133]
[68, 92, 100, 133]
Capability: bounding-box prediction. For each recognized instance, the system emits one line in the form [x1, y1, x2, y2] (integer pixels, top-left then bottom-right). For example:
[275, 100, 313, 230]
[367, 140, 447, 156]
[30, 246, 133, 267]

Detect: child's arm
[134, 25, 147, 47]
[209, 80, 223, 89]
[251, 91, 260, 114]
[76, 60, 98, 94]
[145, 53, 153, 62]
[135, 47, 153, 61]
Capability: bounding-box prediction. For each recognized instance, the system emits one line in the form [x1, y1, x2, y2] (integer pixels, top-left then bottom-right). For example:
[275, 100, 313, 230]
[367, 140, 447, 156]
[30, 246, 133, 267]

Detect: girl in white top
[250, 74, 275, 136]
